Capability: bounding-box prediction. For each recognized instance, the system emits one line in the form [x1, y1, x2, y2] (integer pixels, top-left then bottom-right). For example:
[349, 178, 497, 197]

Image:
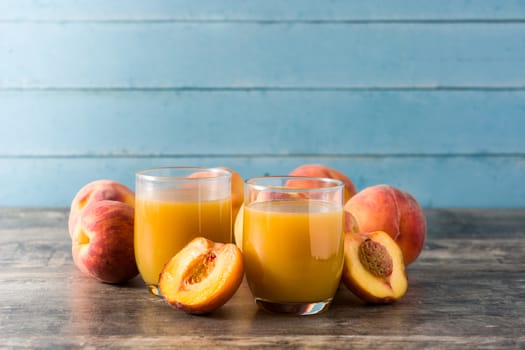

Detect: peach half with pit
[342, 231, 407, 304]
[71, 199, 139, 284]
[68, 180, 134, 239]
[158, 237, 244, 314]
[288, 164, 357, 203]
[344, 184, 426, 265]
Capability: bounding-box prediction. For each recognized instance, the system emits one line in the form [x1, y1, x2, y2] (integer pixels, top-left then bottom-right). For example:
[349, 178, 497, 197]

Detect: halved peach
[158, 237, 244, 314]
[342, 231, 408, 304]
[343, 184, 426, 265]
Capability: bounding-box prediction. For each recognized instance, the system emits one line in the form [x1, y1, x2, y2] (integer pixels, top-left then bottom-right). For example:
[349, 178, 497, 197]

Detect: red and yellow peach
[344, 184, 426, 265]
[71, 199, 139, 283]
[288, 164, 357, 203]
[68, 180, 134, 239]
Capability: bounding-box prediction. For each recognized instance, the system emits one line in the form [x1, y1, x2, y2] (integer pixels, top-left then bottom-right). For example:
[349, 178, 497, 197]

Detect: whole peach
[187, 167, 244, 223]
[288, 164, 357, 203]
[71, 200, 139, 283]
[68, 180, 134, 238]
[343, 185, 426, 265]
[220, 167, 244, 224]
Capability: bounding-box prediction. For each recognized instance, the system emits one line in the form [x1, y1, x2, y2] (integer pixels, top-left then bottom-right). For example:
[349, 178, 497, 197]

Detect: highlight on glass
[242, 176, 345, 315]
[134, 167, 232, 295]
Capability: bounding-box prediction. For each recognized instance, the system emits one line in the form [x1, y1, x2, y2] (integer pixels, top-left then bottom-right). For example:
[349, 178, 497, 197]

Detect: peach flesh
[159, 237, 244, 314]
[342, 231, 407, 304]
[344, 184, 426, 265]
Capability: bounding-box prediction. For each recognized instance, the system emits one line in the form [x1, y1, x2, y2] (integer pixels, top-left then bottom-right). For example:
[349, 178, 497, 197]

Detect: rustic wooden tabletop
[1, 208, 524, 349]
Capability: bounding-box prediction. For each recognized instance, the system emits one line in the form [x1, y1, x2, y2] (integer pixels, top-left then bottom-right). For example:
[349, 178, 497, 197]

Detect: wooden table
[1, 208, 524, 349]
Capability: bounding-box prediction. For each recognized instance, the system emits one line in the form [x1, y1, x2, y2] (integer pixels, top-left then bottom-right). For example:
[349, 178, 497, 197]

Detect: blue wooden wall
[1, 1, 524, 208]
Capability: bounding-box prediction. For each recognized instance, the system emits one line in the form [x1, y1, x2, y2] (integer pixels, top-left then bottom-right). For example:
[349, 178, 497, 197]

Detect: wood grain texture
[1, 90, 524, 156]
[2, 0, 525, 21]
[1, 22, 524, 88]
[0, 1, 523, 207]
[0, 208, 524, 349]
[1, 156, 524, 208]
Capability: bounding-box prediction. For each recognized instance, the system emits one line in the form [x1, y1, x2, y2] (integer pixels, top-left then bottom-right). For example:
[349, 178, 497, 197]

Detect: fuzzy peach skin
[344, 185, 427, 265]
[220, 167, 244, 224]
[72, 200, 139, 284]
[68, 180, 135, 239]
[288, 164, 357, 203]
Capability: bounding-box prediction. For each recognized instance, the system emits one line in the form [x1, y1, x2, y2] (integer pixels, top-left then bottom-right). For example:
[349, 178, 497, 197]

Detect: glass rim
[245, 175, 344, 193]
[136, 166, 231, 182]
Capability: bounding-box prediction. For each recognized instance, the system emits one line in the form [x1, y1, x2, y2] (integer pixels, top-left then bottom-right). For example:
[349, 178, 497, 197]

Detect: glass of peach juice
[243, 176, 344, 315]
[134, 167, 232, 295]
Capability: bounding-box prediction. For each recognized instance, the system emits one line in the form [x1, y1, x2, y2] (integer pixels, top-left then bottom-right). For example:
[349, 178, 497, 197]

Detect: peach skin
[288, 164, 357, 203]
[68, 180, 134, 239]
[71, 200, 138, 284]
[344, 185, 426, 265]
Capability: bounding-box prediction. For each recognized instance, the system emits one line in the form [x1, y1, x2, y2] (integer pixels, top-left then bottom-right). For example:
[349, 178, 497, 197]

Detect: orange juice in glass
[243, 176, 344, 315]
[135, 167, 231, 295]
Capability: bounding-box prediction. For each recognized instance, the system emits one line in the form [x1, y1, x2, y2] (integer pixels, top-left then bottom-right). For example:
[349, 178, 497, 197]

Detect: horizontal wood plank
[0, 156, 523, 207]
[2, 335, 522, 350]
[4, 207, 524, 238]
[1, 90, 524, 156]
[1, 22, 524, 88]
[424, 208, 525, 238]
[1, 1, 524, 208]
[1, 0, 525, 21]
[1, 208, 524, 349]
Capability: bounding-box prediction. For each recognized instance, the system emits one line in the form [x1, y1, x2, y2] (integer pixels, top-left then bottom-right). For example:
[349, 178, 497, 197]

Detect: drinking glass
[243, 176, 344, 315]
[135, 167, 231, 295]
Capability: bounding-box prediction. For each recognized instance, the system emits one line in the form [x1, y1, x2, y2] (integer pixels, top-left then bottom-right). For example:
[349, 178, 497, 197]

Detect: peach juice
[243, 200, 343, 302]
[134, 167, 231, 293]
[135, 195, 231, 285]
[242, 176, 344, 315]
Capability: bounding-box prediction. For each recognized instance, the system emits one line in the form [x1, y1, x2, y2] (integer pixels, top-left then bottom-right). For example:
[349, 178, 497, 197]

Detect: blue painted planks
[0, 1, 524, 208]
[0, 156, 523, 208]
[2, 0, 525, 21]
[1, 22, 524, 88]
[1, 90, 524, 156]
